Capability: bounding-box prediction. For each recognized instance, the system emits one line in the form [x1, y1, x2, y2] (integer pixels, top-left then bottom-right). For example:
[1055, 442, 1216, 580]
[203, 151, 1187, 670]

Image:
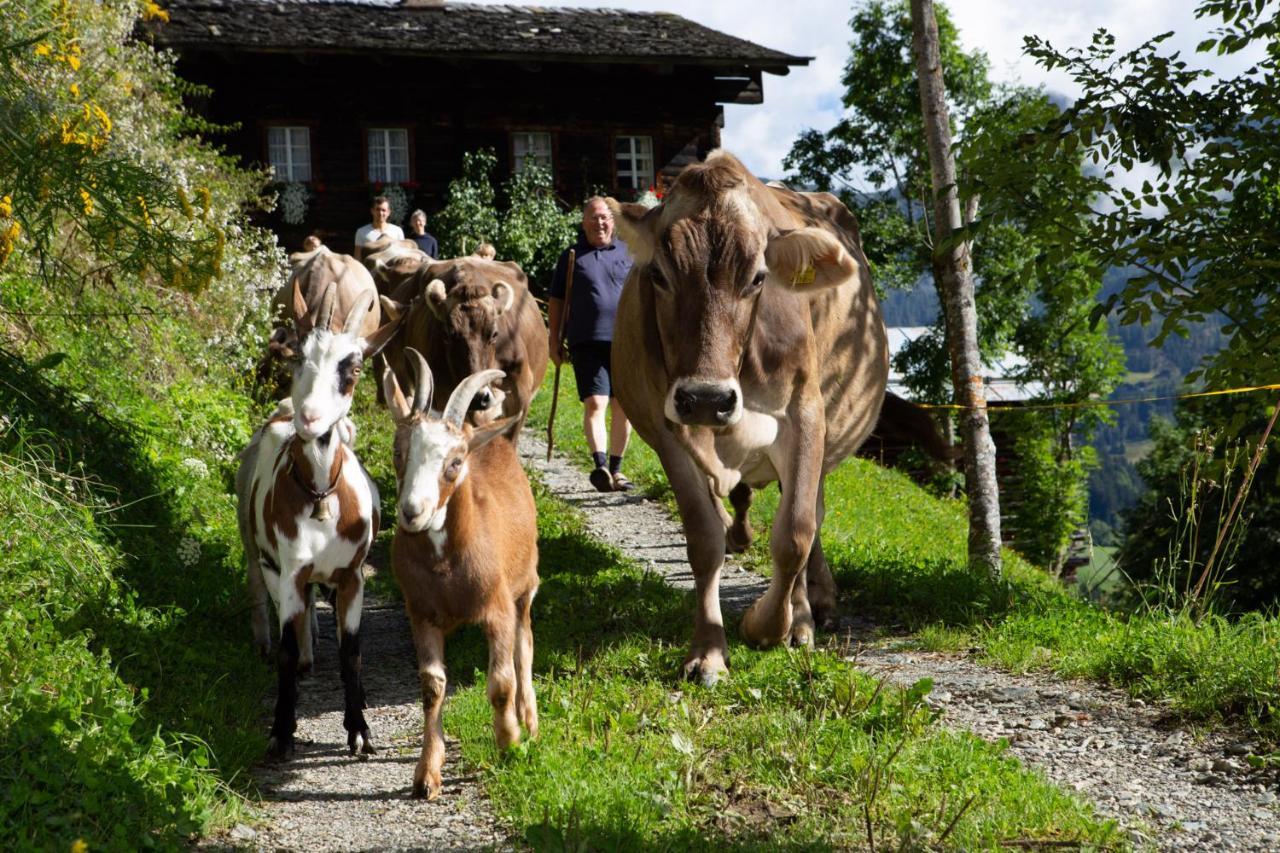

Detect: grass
[527, 367, 1280, 747]
[0, 281, 272, 849]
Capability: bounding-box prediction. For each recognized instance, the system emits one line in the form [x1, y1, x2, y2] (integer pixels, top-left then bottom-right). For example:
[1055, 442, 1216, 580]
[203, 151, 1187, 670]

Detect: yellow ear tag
[792, 265, 816, 286]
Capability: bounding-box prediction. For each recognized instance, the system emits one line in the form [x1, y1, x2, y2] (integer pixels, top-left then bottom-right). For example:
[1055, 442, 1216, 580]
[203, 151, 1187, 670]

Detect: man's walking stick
[546, 249, 575, 462]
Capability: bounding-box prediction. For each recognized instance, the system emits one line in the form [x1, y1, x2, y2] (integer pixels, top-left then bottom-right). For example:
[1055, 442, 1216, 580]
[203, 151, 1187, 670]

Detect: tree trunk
[910, 0, 1003, 579]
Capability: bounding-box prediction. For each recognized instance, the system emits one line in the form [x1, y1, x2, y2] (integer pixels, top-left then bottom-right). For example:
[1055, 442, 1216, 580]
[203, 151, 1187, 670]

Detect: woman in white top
[353, 196, 404, 259]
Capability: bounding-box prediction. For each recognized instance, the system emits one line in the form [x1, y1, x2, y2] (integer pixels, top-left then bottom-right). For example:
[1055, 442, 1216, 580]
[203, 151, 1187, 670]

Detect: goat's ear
[268, 326, 298, 360]
[764, 227, 860, 292]
[424, 278, 448, 319]
[466, 415, 520, 452]
[606, 198, 657, 264]
[491, 281, 514, 316]
[381, 365, 412, 420]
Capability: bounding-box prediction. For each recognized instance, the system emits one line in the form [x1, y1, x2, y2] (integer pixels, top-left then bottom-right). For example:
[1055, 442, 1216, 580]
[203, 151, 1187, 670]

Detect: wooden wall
[176, 50, 725, 252]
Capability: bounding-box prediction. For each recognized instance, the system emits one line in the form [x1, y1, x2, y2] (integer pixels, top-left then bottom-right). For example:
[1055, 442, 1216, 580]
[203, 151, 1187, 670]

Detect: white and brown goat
[235, 281, 399, 758]
[384, 351, 539, 799]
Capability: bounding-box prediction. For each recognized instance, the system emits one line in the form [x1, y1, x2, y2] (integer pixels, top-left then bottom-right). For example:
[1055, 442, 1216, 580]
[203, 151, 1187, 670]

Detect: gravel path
[209, 431, 1278, 850]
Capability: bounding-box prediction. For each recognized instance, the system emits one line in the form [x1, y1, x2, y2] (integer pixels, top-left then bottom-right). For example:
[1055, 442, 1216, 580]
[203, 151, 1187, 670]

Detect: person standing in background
[407, 209, 438, 257]
[548, 197, 635, 492]
[353, 195, 404, 260]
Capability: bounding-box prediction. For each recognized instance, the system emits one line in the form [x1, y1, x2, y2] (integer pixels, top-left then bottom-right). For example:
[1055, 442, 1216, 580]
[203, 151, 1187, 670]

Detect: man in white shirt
[353, 196, 404, 259]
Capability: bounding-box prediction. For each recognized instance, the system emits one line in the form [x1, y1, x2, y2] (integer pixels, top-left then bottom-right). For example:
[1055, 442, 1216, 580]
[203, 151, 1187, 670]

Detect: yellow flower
[80, 189, 93, 215]
[70, 841, 88, 853]
[64, 53, 80, 71]
[69, 82, 80, 98]
[137, 196, 152, 226]
[0, 221, 22, 267]
[34, 43, 51, 57]
[91, 105, 112, 135]
[0, 195, 12, 218]
[176, 186, 194, 218]
[143, 2, 170, 22]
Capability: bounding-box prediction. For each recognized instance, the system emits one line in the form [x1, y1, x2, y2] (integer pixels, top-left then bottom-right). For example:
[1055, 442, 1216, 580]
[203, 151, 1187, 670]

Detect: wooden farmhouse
[146, 0, 809, 252]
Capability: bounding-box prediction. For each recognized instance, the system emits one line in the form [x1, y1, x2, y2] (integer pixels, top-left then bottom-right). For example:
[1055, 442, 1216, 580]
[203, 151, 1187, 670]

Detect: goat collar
[288, 436, 343, 521]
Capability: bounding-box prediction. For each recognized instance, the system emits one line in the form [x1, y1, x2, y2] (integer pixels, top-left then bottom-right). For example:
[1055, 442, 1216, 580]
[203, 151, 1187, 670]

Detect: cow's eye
[745, 270, 767, 294]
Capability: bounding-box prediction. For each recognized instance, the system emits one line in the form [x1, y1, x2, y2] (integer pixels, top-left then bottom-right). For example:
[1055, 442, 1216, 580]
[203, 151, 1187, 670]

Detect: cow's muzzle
[667, 380, 743, 427]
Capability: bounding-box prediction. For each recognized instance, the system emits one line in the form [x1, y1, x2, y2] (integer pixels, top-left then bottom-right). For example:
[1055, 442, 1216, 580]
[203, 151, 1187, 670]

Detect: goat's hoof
[253, 641, 271, 660]
[265, 734, 294, 760]
[348, 729, 376, 756]
[412, 777, 442, 800]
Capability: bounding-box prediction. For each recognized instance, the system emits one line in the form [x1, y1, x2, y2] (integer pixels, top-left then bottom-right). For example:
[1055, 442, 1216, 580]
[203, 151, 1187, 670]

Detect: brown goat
[384, 352, 539, 799]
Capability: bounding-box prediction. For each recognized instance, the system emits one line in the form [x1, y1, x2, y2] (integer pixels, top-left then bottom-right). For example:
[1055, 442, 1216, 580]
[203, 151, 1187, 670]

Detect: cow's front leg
[804, 480, 837, 630]
[658, 436, 731, 685]
[335, 570, 374, 755]
[741, 414, 823, 649]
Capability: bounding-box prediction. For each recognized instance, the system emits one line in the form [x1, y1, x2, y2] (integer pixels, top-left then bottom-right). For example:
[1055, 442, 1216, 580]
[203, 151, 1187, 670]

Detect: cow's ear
[362, 311, 404, 360]
[764, 227, 860, 292]
[425, 278, 448, 319]
[491, 281, 514, 316]
[381, 364, 412, 420]
[606, 198, 656, 263]
[380, 295, 407, 322]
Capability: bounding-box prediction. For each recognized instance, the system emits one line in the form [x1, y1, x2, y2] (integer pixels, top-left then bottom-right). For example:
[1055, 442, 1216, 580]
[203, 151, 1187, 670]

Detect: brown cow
[270, 246, 382, 355]
[361, 239, 433, 297]
[381, 256, 548, 433]
[608, 150, 889, 685]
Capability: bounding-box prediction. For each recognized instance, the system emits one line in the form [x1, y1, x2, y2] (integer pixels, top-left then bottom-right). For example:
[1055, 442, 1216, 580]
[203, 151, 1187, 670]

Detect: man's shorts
[570, 341, 613, 401]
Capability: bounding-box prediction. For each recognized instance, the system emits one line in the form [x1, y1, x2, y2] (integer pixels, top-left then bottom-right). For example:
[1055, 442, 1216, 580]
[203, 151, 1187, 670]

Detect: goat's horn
[291, 277, 312, 336]
[406, 347, 433, 416]
[315, 280, 338, 332]
[344, 290, 374, 337]
[442, 369, 505, 430]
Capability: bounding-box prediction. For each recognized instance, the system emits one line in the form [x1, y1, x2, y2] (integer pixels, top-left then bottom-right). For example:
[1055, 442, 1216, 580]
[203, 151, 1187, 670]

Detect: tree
[909, 0, 1002, 577]
[790, 0, 1124, 576]
[433, 149, 577, 292]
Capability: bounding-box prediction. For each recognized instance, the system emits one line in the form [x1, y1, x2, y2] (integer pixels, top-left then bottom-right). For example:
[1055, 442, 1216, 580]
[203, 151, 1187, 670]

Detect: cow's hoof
[788, 623, 815, 648]
[725, 522, 753, 554]
[348, 729, 376, 756]
[740, 599, 790, 650]
[682, 652, 728, 687]
[265, 734, 294, 760]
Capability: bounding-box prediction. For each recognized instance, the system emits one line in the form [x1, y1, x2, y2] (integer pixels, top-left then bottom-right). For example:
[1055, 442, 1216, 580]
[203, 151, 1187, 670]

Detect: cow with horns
[383, 351, 539, 800]
[235, 281, 400, 758]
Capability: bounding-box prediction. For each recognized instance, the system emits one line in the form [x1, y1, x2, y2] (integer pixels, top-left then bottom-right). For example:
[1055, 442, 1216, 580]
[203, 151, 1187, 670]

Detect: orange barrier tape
[915, 382, 1280, 413]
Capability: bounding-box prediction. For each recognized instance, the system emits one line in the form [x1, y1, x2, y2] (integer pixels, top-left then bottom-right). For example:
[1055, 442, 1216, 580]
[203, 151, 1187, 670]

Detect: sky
[469, 0, 1266, 180]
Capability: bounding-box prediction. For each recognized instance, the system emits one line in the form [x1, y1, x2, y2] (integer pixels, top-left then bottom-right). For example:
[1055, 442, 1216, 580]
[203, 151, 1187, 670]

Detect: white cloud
[465, 0, 1265, 177]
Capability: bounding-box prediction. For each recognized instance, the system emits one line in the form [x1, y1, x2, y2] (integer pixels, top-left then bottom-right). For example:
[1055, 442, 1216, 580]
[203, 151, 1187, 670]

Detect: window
[512, 131, 552, 173]
[266, 126, 311, 182]
[367, 128, 410, 183]
[615, 136, 654, 191]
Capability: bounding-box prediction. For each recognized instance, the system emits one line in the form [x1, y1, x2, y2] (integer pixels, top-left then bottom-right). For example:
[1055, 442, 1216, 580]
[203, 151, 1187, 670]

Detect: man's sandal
[589, 467, 614, 493]
[611, 472, 635, 492]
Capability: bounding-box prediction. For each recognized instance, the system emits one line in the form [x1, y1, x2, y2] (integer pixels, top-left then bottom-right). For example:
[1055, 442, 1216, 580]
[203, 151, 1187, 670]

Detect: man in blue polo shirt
[548, 197, 635, 492]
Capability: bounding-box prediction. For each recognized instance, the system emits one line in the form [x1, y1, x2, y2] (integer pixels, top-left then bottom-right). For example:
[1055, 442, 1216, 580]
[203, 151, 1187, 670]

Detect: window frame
[510, 130, 554, 175]
[264, 124, 313, 183]
[365, 126, 413, 184]
[614, 134, 656, 192]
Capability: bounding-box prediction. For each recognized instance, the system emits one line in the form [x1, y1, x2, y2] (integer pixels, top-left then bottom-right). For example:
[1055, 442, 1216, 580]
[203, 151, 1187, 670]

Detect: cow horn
[344, 290, 374, 337]
[315, 281, 338, 332]
[406, 347, 433, 416]
[442, 369, 505, 430]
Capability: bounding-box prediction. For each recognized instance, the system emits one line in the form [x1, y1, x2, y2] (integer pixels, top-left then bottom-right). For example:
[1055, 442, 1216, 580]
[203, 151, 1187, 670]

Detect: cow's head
[609, 151, 860, 429]
[382, 349, 511, 533]
[417, 259, 520, 414]
[272, 280, 399, 441]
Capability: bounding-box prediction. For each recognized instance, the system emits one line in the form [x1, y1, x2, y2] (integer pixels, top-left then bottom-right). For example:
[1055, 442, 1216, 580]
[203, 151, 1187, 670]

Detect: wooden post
[546, 249, 575, 462]
[910, 0, 1003, 579]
